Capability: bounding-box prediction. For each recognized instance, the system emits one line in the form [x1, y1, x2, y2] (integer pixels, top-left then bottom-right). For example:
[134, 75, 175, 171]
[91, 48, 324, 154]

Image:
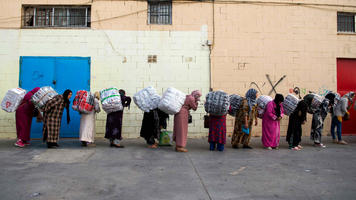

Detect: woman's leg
[217, 143, 224, 151]
[209, 142, 216, 151]
[330, 116, 337, 140]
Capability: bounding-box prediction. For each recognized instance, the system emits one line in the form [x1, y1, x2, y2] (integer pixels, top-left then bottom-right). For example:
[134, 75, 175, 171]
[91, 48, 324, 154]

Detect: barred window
[22, 6, 91, 28]
[337, 12, 355, 33]
[148, 1, 172, 25]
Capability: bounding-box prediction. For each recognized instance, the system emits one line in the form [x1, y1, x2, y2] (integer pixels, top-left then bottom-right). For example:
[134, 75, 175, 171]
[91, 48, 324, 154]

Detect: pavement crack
[186, 154, 213, 200]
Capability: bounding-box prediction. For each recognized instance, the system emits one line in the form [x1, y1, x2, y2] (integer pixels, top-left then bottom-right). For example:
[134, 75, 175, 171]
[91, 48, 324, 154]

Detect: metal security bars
[23, 6, 91, 28]
[337, 12, 355, 33]
[148, 1, 172, 25]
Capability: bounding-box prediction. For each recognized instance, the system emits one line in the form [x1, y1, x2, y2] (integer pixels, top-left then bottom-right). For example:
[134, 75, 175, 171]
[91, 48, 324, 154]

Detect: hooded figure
[286, 100, 308, 150]
[173, 90, 201, 152]
[262, 93, 284, 149]
[231, 88, 258, 149]
[14, 87, 40, 147]
[43, 89, 72, 148]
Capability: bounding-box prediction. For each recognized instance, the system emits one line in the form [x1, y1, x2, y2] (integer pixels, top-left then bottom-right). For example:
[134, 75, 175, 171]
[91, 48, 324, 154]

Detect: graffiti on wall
[289, 85, 333, 97]
[250, 74, 287, 95]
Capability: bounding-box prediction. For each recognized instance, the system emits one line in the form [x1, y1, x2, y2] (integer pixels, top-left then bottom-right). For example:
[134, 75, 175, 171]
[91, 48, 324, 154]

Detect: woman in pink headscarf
[173, 90, 202, 152]
[14, 87, 40, 147]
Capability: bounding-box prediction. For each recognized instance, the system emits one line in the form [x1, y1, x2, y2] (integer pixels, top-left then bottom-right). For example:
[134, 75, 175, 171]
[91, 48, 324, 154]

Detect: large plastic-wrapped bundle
[133, 86, 161, 112]
[158, 87, 186, 115]
[303, 93, 323, 114]
[256, 95, 273, 118]
[228, 94, 243, 116]
[72, 90, 94, 114]
[283, 94, 300, 116]
[31, 86, 58, 109]
[204, 91, 230, 116]
[100, 87, 123, 114]
[1, 88, 27, 112]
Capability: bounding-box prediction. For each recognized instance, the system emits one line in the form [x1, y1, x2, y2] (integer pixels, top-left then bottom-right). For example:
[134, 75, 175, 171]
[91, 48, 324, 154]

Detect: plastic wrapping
[31, 86, 58, 109]
[283, 94, 300, 116]
[159, 130, 173, 146]
[256, 95, 273, 118]
[158, 87, 186, 115]
[133, 86, 161, 112]
[228, 94, 243, 116]
[1, 88, 27, 112]
[303, 93, 324, 114]
[204, 91, 230, 116]
[72, 90, 95, 114]
[100, 87, 123, 114]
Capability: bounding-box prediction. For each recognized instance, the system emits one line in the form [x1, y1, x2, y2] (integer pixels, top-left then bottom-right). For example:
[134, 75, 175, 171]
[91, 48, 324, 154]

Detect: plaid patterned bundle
[204, 91, 230, 116]
[133, 86, 161, 112]
[256, 95, 273, 118]
[304, 93, 323, 114]
[283, 94, 299, 116]
[31, 86, 58, 109]
[158, 87, 186, 115]
[100, 87, 123, 114]
[228, 94, 243, 116]
[72, 90, 94, 114]
[1, 88, 27, 112]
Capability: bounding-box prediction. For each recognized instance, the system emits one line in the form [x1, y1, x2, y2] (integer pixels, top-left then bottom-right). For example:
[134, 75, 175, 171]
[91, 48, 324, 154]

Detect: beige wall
[1, 0, 356, 138]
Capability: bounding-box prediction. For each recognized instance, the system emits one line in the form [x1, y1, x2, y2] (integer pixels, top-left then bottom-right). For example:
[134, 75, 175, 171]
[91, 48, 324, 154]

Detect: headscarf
[245, 88, 257, 113]
[63, 89, 72, 124]
[274, 93, 284, 118]
[325, 92, 336, 106]
[191, 90, 202, 102]
[343, 91, 355, 102]
[119, 89, 132, 108]
[24, 87, 40, 102]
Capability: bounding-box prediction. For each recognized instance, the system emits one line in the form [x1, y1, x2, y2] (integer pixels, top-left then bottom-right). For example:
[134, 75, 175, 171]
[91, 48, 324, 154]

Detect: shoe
[314, 143, 326, 148]
[338, 140, 348, 145]
[148, 143, 158, 149]
[333, 139, 338, 144]
[53, 143, 59, 147]
[47, 142, 57, 149]
[265, 147, 272, 150]
[81, 141, 87, 147]
[110, 143, 125, 148]
[14, 140, 25, 148]
[242, 145, 253, 149]
[232, 144, 239, 149]
[297, 145, 303, 149]
[23, 141, 30, 146]
[175, 147, 188, 152]
[272, 147, 279, 150]
[292, 147, 301, 151]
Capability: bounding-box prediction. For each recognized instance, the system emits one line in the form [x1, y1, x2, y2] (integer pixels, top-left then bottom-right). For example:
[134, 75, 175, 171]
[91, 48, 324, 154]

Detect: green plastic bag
[159, 131, 173, 146]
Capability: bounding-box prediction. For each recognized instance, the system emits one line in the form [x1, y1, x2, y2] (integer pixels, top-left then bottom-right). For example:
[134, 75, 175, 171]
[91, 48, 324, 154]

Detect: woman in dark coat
[43, 89, 72, 148]
[140, 108, 169, 148]
[14, 87, 40, 147]
[286, 100, 308, 150]
[105, 89, 131, 148]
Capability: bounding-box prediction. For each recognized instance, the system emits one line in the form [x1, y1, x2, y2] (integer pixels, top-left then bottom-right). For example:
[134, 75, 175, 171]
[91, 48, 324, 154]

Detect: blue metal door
[19, 56, 90, 138]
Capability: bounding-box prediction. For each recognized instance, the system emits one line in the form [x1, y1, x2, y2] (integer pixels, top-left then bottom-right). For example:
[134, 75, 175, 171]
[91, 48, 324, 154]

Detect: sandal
[148, 143, 158, 149]
[175, 147, 188, 152]
[292, 147, 301, 151]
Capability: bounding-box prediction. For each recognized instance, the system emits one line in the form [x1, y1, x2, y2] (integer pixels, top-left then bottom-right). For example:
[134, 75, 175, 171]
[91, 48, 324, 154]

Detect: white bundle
[1, 88, 27, 112]
[283, 94, 300, 116]
[228, 94, 243, 116]
[100, 87, 123, 114]
[256, 95, 273, 118]
[204, 91, 230, 116]
[133, 86, 161, 112]
[158, 87, 186, 115]
[31, 86, 58, 109]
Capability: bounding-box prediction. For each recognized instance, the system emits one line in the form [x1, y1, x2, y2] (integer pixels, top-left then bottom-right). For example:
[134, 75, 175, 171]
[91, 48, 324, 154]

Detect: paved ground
[0, 136, 356, 200]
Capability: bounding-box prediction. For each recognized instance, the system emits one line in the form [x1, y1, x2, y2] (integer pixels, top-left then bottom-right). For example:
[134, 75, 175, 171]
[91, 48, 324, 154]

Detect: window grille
[148, 1, 172, 25]
[337, 12, 355, 33]
[23, 6, 91, 28]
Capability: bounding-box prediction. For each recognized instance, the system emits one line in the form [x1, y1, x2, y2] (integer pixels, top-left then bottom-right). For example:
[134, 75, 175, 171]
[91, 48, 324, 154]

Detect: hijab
[119, 89, 132, 108]
[191, 90, 202, 102]
[24, 87, 40, 102]
[245, 88, 257, 113]
[63, 89, 72, 124]
[343, 92, 355, 102]
[274, 93, 284, 118]
[325, 92, 336, 106]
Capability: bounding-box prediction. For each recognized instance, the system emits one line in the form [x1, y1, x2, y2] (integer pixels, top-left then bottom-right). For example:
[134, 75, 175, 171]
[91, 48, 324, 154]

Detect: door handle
[53, 80, 56, 85]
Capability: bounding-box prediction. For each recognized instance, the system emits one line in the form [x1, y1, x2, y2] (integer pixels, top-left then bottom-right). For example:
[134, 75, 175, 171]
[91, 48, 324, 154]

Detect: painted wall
[1, 0, 356, 139]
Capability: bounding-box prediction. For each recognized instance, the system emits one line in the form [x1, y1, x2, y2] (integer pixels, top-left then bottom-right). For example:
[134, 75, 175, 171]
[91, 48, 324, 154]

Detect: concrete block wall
[0, 28, 210, 138]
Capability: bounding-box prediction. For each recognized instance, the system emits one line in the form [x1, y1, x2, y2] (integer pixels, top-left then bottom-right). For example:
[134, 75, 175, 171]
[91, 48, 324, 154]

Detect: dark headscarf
[63, 89, 72, 124]
[325, 92, 336, 106]
[274, 93, 284, 118]
[119, 89, 132, 109]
